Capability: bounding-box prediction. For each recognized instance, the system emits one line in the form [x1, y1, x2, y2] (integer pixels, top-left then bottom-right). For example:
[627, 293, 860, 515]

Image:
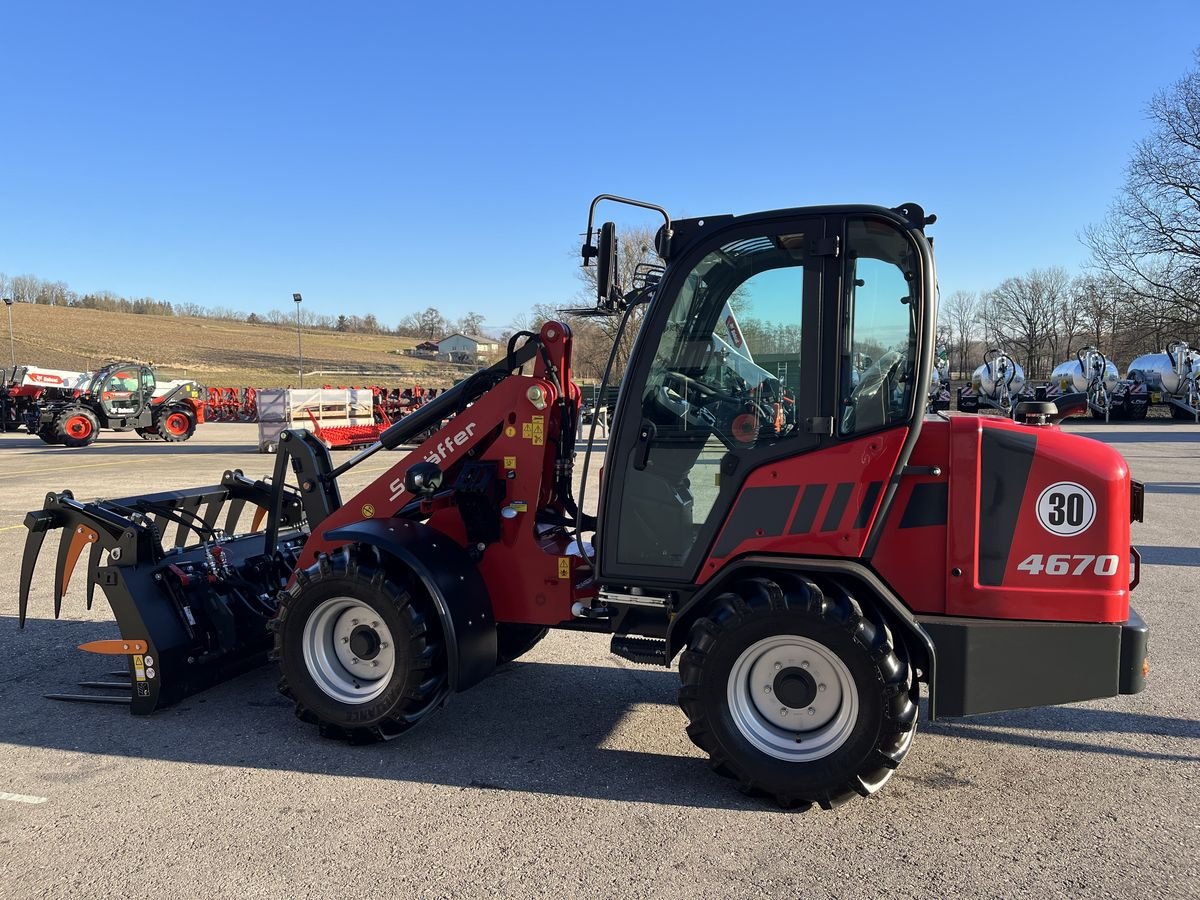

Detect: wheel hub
[301, 597, 397, 704]
[727, 634, 859, 762]
[349, 624, 382, 661]
[773, 666, 817, 709]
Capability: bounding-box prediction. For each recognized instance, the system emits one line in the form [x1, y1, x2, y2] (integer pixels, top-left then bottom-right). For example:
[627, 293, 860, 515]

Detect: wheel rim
[165, 412, 190, 435]
[301, 597, 397, 704]
[65, 415, 93, 439]
[727, 634, 859, 762]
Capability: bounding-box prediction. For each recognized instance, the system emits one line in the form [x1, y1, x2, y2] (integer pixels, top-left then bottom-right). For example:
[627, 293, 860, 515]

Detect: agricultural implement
[19, 196, 1149, 809]
[1, 365, 92, 432]
[1126, 340, 1200, 421]
[1047, 346, 1147, 422]
[955, 348, 1034, 415]
[26, 361, 205, 447]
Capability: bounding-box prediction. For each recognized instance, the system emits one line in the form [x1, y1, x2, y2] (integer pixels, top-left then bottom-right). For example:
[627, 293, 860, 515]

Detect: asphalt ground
[0, 420, 1196, 899]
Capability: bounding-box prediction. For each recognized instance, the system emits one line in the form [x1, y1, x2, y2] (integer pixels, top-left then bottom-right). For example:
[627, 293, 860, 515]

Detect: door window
[840, 219, 919, 435]
[615, 230, 813, 568]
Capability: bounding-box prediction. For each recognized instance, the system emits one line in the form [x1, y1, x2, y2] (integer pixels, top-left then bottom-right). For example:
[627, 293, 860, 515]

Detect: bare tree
[456, 311, 486, 336]
[1085, 50, 1200, 325]
[982, 268, 1070, 377]
[941, 290, 979, 378]
[399, 307, 449, 341]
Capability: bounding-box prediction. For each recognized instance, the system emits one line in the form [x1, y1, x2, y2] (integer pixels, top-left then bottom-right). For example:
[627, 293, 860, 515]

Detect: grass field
[3, 304, 471, 387]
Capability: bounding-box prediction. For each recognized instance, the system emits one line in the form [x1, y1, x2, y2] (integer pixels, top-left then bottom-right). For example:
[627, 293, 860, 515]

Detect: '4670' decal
[1016, 554, 1119, 576]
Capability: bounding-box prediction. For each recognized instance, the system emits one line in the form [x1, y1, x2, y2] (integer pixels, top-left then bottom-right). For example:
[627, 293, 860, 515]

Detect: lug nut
[818, 684, 826, 692]
[371, 661, 378, 668]
[808, 707, 816, 715]
[372, 621, 379, 628]
[380, 642, 389, 649]
[341, 637, 349, 643]
[351, 658, 358, 665]
[773, 662, 781, 670]
[351, 618, 359, 626]
[763, 685, 772, 693]
[800, 661, 810, 669]
[780, 708, 789, 716]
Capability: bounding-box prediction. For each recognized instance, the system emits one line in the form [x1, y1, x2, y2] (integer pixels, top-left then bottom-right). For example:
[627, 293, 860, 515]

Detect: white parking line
[0, 792, 48, 805]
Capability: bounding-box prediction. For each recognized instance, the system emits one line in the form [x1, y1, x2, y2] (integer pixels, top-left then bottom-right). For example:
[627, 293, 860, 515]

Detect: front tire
[156, 405, 197, 441]
[274, 546, 448, 743]
[679, 573, 917, 809]
[55, 408, 100, 447]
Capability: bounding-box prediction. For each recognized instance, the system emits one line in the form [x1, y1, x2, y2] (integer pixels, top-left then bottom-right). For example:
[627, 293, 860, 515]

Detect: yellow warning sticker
[522, 416, 545, 446]
[361, 503, 375, 518]
[132, 654, 146, 682]
[503, 456, 517, 469]
[505, 426, 516, 438]
[511, 501, 528, 512]
[558, 557, 571, 579]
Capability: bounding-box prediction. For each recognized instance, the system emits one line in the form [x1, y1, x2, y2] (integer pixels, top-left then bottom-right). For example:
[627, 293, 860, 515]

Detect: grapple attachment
[19, 470, 309, 713]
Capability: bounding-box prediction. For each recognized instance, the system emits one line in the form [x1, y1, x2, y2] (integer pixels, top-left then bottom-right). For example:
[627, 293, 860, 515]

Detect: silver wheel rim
[302, 597, 396, 704]
[727, 634, 859, 762]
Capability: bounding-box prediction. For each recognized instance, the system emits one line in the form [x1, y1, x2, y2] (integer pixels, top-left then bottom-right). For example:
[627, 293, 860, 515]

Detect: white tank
[1126, 343, 1200, 395]
[1051, 353, 1119, 394]
[973, 354, 1025, 399]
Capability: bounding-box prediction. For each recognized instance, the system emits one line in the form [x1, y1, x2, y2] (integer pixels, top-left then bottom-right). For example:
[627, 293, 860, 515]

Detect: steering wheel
[656, 369, 766, 449]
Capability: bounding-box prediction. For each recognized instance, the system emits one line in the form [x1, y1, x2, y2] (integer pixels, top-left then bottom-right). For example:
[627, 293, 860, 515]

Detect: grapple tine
[251, 504, 268, 532]
[223, 497, 247, 534]
[56, 524, 99, 615]
[85, 540, 105, 610]
[19, 511, 56, 629]
[201, 496, 224, 535]
[175, 494, 205, 547]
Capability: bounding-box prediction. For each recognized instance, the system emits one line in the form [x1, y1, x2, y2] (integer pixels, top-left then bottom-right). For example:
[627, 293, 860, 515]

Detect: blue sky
[1, 2, 1197, 333]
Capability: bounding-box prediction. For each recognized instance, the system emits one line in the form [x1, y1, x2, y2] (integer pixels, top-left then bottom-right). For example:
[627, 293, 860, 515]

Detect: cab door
[597, 216, 833, 584]
[597, 210, 929, 587]
[99, 366, 152, 419]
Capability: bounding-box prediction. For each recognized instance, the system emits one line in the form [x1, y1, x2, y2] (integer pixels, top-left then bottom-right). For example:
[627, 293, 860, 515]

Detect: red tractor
[26, 361, 205, 447]
[19, 197, 1147, 809]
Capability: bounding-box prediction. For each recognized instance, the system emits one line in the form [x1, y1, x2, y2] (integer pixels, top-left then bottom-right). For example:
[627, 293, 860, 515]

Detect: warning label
[557, 557, 570, 579]
[522, 416, 545, 446]
[132, 654, 146, 682]
[503, 456, 517, 470]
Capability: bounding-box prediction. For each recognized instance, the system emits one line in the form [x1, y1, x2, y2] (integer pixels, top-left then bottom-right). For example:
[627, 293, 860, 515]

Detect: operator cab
[594, 205, 934, 585]
[90, 363, 155, 419]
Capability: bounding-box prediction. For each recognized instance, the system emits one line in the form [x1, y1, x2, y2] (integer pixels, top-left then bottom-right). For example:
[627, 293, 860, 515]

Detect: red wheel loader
[19, 196, 1148, 809]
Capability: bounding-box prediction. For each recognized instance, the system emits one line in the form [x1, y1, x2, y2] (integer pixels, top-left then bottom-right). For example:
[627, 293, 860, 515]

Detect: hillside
[2, 304, 471, 387]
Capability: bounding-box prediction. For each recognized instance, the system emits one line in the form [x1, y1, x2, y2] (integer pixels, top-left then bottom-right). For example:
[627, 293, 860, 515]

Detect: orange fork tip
[78, 639, 148, 655]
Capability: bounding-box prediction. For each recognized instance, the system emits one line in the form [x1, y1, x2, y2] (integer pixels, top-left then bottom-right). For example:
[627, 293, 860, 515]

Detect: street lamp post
[3, 298, 14, 370]
[293, 293, 303, 388]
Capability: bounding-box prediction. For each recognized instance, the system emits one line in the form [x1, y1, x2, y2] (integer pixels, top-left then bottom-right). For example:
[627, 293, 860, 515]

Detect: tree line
[943, 50, 1200, 379]
[0, 270, 488, 342]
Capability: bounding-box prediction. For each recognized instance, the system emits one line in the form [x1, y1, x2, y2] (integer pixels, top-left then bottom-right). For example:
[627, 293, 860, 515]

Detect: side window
[841, 219, 919, 435]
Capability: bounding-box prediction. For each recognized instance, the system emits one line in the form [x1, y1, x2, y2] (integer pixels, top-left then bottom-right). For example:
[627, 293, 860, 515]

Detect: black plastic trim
[325, 519, 497, 692]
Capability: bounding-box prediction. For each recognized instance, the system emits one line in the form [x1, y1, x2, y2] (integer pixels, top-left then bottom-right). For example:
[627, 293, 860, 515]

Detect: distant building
[405, 340, 439, 358]
[436, 333, 500, 365]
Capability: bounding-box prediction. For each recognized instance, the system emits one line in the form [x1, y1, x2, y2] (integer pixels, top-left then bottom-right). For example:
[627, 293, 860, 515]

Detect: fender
[324, 518, 497, 692]
[664, 554, 940, 717]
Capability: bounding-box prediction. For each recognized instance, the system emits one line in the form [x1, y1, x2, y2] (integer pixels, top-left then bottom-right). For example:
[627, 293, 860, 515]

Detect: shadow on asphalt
[1080, 429, 1199, 444]
[1135, 545, 1200, 567]
[2, 616, 1197, 808]
[1144, 482, 1200, 495]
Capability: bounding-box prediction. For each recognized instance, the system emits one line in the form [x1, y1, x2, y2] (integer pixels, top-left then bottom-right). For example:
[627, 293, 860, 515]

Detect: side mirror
[597, 221, 619, 306]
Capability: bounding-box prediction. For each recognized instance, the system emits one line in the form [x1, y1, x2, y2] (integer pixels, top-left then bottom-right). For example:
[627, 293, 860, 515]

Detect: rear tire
[273, 546, 448, 743]
[54, 408, 100, 448]
[136, 427, 162, 440]
[678, 573, 917, 809]
[156, 405, 196, 441]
